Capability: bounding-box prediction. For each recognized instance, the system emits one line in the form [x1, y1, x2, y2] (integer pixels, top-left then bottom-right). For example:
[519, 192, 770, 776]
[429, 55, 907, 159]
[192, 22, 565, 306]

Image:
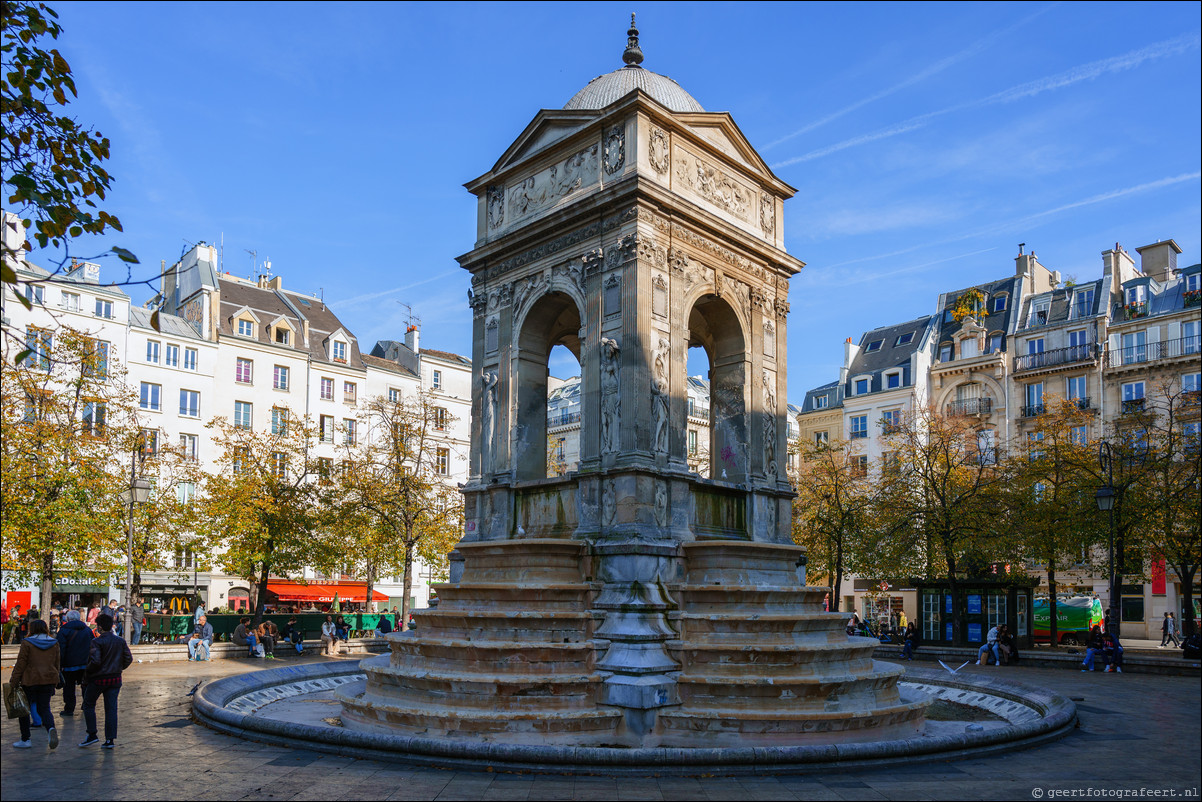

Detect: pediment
[491, 111, 598, 173]
[672, 113, 791, 192]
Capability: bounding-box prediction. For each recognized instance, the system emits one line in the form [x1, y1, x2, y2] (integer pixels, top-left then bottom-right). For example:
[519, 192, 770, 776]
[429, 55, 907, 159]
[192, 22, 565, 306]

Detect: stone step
[413, 609, 600, 642]
[674, 611, 849, 640]
[455, 538, 588, 585]
[668, 644, 881, 676]
[388, 638, 599, 673]
[430, 583, 597, 611]
[361, 663, 605, 712]
[674, 585, 829, 610]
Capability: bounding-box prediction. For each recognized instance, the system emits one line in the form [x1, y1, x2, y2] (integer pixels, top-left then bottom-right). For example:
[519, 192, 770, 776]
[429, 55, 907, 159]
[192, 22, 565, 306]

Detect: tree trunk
[252, 539, 273, 625]
[1048, 564, 1058, 647]
[365, 560, 375, 614]
[1177, 562, 1197, 637]
[830, 539, 844, 613]
[400, 543, 414, 632]
[39, 552, 54, 624]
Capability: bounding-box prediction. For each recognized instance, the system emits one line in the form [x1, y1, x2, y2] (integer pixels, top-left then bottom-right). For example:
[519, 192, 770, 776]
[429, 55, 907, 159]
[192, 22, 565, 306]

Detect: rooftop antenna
[244, 248, 258, 279]
[398, 301, 421, 332]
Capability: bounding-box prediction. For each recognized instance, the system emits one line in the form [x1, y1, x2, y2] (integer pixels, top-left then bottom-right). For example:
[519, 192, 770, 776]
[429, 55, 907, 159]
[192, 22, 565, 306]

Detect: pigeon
[186, 682, 201, 697]
[938, 659, 971, 675]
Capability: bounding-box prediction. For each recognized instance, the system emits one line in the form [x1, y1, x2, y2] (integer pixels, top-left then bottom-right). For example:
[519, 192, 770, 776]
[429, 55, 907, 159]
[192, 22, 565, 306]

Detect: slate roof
[801, 380, 842, 413]
[129, 307, 205, 340]
[217, 279, 363, 369]
[846, 315, 935, 393]
[1016, 279, 1104, 332]
[937, 276, 1021, 345]
[360, 353, 419, 379]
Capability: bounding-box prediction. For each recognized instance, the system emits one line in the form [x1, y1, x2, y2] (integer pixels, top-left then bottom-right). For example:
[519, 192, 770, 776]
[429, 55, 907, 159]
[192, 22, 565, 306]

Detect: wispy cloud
[330, 269, 460, 308]
[808, 248, 998, 289]
[764, 5, 1056, 152]
[772, 32, 1201, 168]
[809, 200, 969, 237]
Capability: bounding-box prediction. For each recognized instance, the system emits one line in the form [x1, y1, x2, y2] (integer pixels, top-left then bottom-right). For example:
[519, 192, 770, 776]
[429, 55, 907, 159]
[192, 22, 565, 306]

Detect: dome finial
[622, 13, 644, 67]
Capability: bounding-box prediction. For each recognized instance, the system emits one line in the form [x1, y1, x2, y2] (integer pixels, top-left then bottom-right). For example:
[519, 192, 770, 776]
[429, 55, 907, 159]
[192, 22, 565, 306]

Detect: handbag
[3, 681, 31, 720]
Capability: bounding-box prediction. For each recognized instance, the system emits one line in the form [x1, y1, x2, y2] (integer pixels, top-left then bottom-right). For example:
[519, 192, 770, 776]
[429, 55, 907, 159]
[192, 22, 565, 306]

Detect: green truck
[1033, 596, 1104, 644]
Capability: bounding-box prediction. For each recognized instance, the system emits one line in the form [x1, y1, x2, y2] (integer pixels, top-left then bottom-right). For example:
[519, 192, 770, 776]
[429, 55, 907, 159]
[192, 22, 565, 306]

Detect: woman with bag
[9, 618, 61, 749]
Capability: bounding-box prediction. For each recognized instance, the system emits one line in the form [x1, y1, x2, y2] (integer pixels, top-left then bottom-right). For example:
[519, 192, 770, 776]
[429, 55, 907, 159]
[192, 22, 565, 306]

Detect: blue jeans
[130, 618, 143, 646]
[188, 639, 211, 660]
[1083, 647, 1103, 670]
[18, 685, 55, 741]
[61, 669, 86, 714]
[902, 640, 915, 659]
[82, 682, 120, 741]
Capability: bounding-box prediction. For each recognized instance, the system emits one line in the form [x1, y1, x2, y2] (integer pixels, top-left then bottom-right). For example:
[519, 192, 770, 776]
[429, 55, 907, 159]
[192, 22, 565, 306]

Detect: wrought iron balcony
[1121, 398, 1146, 415]
[1020, 403, 1045, 418]
[1073, 396, 1092, 411]
[547, 410, 581, 427]
[1121, 302, 1148, 320]
[1014, 343, 1095, 372]
[946, 397, 993, 417]
[1106, 336, 1202, 367]
[1184, 289, 1201, 308]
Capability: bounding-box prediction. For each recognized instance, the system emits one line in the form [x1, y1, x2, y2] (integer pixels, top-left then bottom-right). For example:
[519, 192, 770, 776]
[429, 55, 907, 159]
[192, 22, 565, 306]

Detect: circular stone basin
[192, 662, 1077, 776]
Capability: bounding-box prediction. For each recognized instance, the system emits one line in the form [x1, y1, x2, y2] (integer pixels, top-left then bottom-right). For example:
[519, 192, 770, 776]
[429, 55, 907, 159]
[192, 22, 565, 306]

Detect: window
[895, 332, 914, 346]
[274, 327, 290, 345]
[865, 339, 883, 353]
[320, 415, 334, 442]
[343, 381, 357, 404]
[23, 390, 50, 422]
[1122, 382, 1145, 414]
[180, 434, 199, 461]
[61, 291, 80, 311]
[854, 378, 869, 395]
[960, 337, 979, 358]
[273, 365, 290, 391]
[1025, 383, 1044, 415]
[388, 387, 402, 403]
[1121, 331, 1146, 365]
[992, 295, 1007, 313]
[343, 418, 357, 445]
[987, 594, 1006, 631]
[881, 409, 902, 433]
[688, 429, 699, 455]
[432, 369, 443, 390]
[850, 455, 868, 478]
[436, 447, 450, 476]
[95, 298, 113, 319]
[1072, 288, 1094, 318]
[886, 372, 901, 389]
[1188, 273, 1201, 293]
[271, 452, 287, 479]
[1184, 320, 1200, 355]
[1071, 426, 1089, 446]
[1031, 301, 1049, 326]
[850, 415, 868, 439]
[1067, 376, 1087, 402]
[1126, 285, 1146, 306]
[332, 341, 347, 362]
[985, 333, 1003, 354]
[815, 431, 828, 447]
[237, 319, 255, 337]
[1184, 422, 1201, 454]
[1068, 330, 1088, 350]
[139, 382, 161, 412]
[232, 447, 248, 475]
[82, 401, 106, 436]
[179, 390, 200, 418]
[140, 428, 158, 457]
[25, 327, 52, 370]
[177, 482, 196, 505]
[882, 451, 899, 475]
[976, 429, 997, 465]
[183, 347, 198, 371]
[82, 338, 109, 378]
[813, 395, 828, 410]
[320, 377, 334, 401]
[235, 357, 253, 384]
[434, 407, 448, 431]
[234, 401, 253, 429]
[271, 407, 289, 435]
[146, 340, 160, 364]
[1027, 431, 1044, 460]
[317, 457, 334, 483]
[1027, 338, 1044, 355]
[23, 284, 44, 305]
[939, 343, 953, 362]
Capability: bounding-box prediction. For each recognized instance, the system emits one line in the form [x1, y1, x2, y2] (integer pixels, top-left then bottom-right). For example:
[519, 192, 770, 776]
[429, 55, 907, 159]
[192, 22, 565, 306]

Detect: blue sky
[28, 1, 1202, 399]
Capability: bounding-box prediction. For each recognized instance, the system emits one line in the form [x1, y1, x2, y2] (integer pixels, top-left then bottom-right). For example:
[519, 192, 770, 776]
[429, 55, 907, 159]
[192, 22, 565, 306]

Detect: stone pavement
[1, 655, 1199, 801]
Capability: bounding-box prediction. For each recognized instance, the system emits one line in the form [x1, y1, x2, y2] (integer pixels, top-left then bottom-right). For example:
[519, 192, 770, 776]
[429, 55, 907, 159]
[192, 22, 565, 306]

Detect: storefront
[265, 579, 389, 611]
[50, 580, 112, 612]
[915, 578, 1038, 649]
[139, 584, 204, 615]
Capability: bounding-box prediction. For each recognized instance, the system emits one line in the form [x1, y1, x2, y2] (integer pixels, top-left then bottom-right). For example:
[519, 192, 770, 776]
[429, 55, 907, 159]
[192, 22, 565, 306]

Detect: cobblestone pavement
[2, 655, 1199, 801]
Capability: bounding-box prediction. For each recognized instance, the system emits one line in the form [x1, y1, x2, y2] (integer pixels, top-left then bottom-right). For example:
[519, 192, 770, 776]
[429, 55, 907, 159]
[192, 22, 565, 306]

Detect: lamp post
[120, 455, 152, 644]
[1095, 442, 1119, 638]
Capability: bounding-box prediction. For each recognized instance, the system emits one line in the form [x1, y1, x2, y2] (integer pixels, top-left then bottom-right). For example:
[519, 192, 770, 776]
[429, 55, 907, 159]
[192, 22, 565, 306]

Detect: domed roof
[564, 66, 704, 113]
[564, 15, 704, 114]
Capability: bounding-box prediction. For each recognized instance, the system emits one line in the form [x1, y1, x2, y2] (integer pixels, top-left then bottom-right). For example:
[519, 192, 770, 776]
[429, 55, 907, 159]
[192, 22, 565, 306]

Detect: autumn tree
[875, 405, 1010, 642]
[328, 393, 463, 630]
[0, 325, 140, 622]
[198, 410, 327, 624]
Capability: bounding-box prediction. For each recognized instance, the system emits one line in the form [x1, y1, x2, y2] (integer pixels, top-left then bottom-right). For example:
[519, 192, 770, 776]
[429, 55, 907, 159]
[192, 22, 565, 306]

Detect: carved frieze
[551, 260, 584, 298]
[488, 221, 602, 280]
[649, 127, 670, 175]
[673, 147, 753, 222]
[508, 144, 599, 221]
[487, 185, 505, 230]
[604, 125, 625, 175]
[637, 207, 671, 234]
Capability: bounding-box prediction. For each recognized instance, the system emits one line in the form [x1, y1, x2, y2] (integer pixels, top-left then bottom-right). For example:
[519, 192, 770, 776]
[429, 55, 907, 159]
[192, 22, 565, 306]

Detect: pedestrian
[232, 617, 263, 658]
[10, 618, 60, 750]
[257, 620, 277, 659]
[80, 613, 133, 748]
[129, 605, 144, 646]
[899, 622, 919, 660]
[85, 601, 101, 632]
[321, 615, 340, 656]
[194, 599, 206, 624]
[1082, 625, 1105, 671]
[279, 616, 304, 655]
[1103, 631, 1124, 673]
[1160, 612, 1180, 648]
[56, 609, 91, 718]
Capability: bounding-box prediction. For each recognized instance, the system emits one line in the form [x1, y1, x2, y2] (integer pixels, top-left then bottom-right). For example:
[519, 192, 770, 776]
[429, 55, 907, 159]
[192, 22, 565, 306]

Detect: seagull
[516, 525, 526, 536]
[938, 659, 972, 675]
[721, 469, 728, 479]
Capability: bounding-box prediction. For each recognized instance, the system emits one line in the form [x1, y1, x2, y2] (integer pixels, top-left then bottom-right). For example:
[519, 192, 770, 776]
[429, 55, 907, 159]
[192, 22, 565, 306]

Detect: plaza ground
[1, 653, 1199, 801]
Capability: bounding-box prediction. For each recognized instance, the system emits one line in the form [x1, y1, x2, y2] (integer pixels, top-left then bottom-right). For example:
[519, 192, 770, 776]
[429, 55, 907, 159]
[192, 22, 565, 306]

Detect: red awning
[266, 581, 388, 604]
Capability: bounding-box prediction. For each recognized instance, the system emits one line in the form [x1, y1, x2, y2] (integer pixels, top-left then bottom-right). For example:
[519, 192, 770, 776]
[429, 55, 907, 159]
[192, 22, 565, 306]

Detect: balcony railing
[1107, 336, 1201, 367]
[1021, 403, 1045, 418]
[946, 397, 992, 417]
[1014, 343, 1095, 372]
[1073, 396, 1092, 411]
[1121, 398, 1146, 415]
[547, 410, 581, 427]
[1121, 302, 1148, 320]
[850, 429, 868, 439]
[1184, 289, 1201, 308]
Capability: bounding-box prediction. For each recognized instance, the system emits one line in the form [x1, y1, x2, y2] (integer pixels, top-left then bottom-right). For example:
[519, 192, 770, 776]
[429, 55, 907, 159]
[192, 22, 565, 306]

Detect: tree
[790, 438, 874, 613]
[875, 405, 1010, 642]
[1, 1, 134, 295]
[1003, 398, 1099, 645]
[198, 411, 327, 624]
[329, 393, 462, 630]
[1, 325, 140, 622]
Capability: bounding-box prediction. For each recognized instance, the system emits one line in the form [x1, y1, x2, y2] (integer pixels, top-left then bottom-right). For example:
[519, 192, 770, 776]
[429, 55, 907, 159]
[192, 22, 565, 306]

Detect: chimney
[1101, 246, 1138, 300]
[405, 324, 420, 354]
[1134, 239, 1181, 283]
[839, 336, 859, 386]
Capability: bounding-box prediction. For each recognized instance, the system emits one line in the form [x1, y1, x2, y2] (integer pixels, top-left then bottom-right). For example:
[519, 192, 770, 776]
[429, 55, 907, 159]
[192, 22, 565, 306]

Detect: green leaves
[110, 245, 138, 263]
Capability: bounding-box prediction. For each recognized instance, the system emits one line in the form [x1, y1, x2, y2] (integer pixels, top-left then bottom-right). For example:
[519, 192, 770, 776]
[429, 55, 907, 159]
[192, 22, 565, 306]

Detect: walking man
[80, 613, 132, 749]
[56, 610, 91, 717]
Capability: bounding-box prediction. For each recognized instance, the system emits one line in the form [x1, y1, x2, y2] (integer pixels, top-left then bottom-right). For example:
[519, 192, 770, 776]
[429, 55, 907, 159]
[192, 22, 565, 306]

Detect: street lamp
[1096, 442, 1119, 638]
[120, 466, 151, 644]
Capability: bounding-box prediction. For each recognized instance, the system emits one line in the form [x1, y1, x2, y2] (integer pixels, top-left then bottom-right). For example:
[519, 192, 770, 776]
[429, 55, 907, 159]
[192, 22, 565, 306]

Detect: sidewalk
[2, 656, 1199, 800]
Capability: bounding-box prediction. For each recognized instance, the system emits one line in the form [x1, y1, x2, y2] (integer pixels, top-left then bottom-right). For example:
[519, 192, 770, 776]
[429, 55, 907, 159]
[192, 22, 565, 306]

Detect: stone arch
[512, 290, 583, 480]
[934, 374, 1006, 416]
[684, 291, 748, 483]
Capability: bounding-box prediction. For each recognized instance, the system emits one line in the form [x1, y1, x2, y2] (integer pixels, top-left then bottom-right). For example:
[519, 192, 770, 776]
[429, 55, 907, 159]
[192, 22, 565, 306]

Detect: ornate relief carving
[762, 369, 778, 478]
[750, 287, 770, 312]
[618, 233, 638, 262]
[774, 298, 791, 319]
[602, 480, 617, 527]
[763, 319, 776, 360]
[511, 272, 544, 317]
[485, 317, 499, 354]
[508, 144, 599, 220]
[602, 206, 638, 233]
[490, 221, 602, 279]
[670, 224, 758, 278]
[649, 127, 670, 175]
[480, 371, 499, 473]
[637, 234, 666, 268]
[722, 275, 749, 311]
[654, 480, 667, 527]
[604, 125, 625, 175]
[603, 273, 622, 318]
[582, 247, 605, 277]
[668, 247, 690, 276]
[637, 207, 671, 234]
[673, 148, 752, 221]
[652, 274, 668, 318]
[551, 260, 584, 298]
[759, 192, 775, 238]
[487, 185, 505, 230]
[600, 337, 621, 455]
[651, 337, 669, 457]
[467, 288, 487, 314]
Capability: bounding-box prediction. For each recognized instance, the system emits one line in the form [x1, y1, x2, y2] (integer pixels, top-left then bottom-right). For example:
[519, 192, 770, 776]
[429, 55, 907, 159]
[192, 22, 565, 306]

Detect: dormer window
[1030, 301, 1049, 327]
[992, 295, 1007, 313]
[274, 327, 290, 345]
[1072, 288, 1094, 319]
[814, 395, 828, 410]
[854, 378, 870, 395]
[1126, 285, 1146, 305]
[238, 319, 255, 337]
[960, 337, 979, 358]
[865, 339, 883, 353]
[886, 371, 901, 389]
[895, 332, 914, 346]
[940, 343, 953, 362]
[332, 341, 347, 362]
